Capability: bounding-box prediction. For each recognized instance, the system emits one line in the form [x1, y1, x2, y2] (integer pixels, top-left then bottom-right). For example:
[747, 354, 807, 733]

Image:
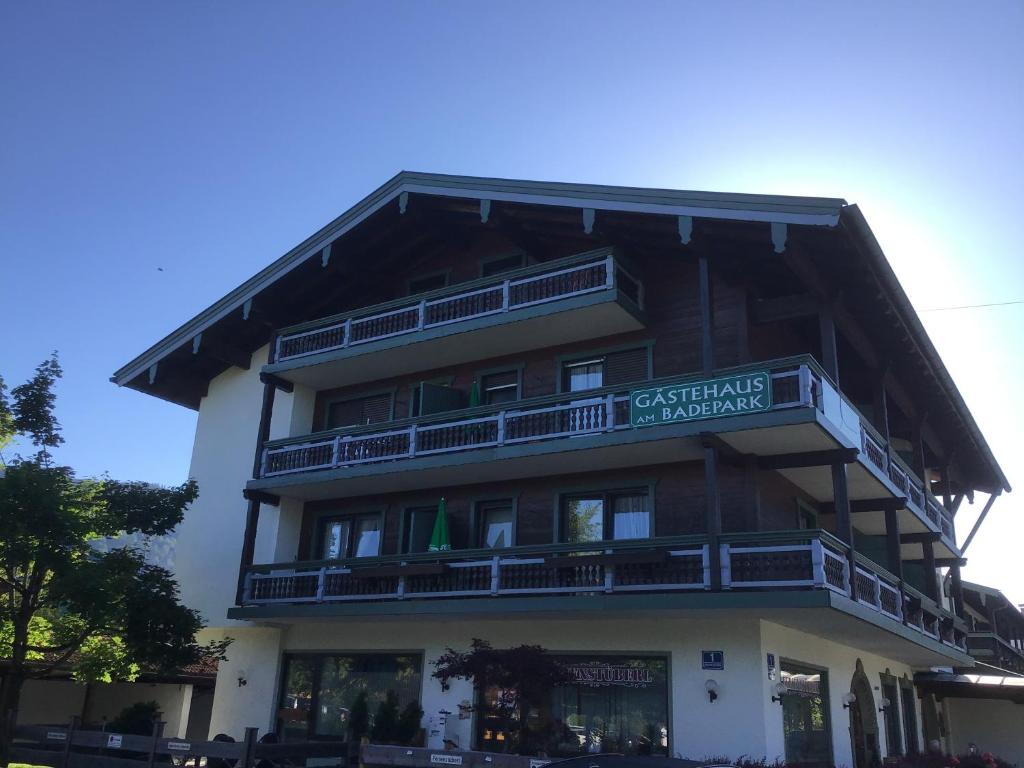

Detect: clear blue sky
[2, 1, 1022, 599]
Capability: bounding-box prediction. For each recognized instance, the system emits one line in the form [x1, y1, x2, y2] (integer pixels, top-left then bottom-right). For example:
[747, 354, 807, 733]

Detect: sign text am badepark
[629, 371, 772, 427]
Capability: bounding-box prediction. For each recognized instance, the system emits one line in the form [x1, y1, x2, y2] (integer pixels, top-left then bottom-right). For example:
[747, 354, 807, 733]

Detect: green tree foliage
[348, 690, 370, 741]
[0, 355, 226, 754]
[370, 690, 401, 744]
[433, 639, 571, 754]
[396, 700, 425, 747]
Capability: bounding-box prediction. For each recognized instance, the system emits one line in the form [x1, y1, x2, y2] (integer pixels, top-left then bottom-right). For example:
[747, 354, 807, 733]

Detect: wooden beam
[822, 497, 907, 514]
[832, 461, 857, 600]
[899, 532, 942, 544]
[759, 447, 859, 470]
[193, 335, 252, 371]
[259, 372, 294, 393]
[699, 253, 714, 375]
[704, 445, 722, 590]
[243, 489, 280, 507]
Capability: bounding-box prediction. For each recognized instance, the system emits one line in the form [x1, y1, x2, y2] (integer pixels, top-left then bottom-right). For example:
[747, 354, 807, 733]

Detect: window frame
[472, 497, 518, 549]
[406, 268, 451, 296]
[555, 483, 656, 544]
[475, 364, 524, 406]
[555, 342, 655, 394]
[898, 676, 919, 754]
[401, 503, 443, 554]
[314, 511, 384, 561]
[795, 498, 820, 530]
[409, 376, 456, 418]
[777, 658, 834, 766]
[321, 388, 396, 431]
[879, 671, 903, 756]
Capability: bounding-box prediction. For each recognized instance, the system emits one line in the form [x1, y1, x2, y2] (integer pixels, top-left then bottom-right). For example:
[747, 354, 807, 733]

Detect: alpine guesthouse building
[112, 173, 1011, 767]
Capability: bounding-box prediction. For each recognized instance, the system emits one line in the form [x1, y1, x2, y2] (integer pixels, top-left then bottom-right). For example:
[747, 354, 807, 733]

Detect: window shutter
[362, 393, 392, 424]
[603, 347, 649, 386]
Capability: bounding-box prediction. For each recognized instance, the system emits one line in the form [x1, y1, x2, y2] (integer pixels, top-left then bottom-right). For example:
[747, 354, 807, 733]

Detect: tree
[0, 355, 226, 755]
[432, 639, 571, 755]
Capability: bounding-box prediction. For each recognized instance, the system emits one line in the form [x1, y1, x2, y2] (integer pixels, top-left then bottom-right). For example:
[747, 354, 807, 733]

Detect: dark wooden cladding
[294, 463, 849, 563]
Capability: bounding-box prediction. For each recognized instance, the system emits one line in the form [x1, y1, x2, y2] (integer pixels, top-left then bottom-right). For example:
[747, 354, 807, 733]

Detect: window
[481, 370, 519, 405]
[404, 506, 438, 554]
[408, 271, 449, 295]
[318, 514, 381, 560]
[476, 654, 669, 757]
[562, 489, 650, 543]
[561, 347, 650, 393]
[796, 499, 819, 530]
[881, 680, 902, 755]
[481, 253, 525, 277]
[779, 662, 833, 766]
[277, 653, 423, 741]
[900, 681, 919, 754]
[478, 500, 515, 548]
[325, 393, 392, 430]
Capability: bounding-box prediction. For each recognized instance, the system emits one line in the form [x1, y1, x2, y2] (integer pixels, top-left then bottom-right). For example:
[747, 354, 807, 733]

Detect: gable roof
[111, 171, 846, 389]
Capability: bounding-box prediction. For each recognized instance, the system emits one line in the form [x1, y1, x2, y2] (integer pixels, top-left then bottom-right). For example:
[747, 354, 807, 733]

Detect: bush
[396, 700, 424, 746]
[348, 690, 370, 741]
[107, 701, 162, 735]
[371, 691, 401, 743]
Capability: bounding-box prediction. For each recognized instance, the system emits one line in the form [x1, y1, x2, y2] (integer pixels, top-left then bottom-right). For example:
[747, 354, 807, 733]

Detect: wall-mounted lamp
[237, 669, 248, 687]
[704, 679, 719, 703]
[842, 692, 857, 710]
[878, 697, 891, 714]
[771, 682, 787, 704]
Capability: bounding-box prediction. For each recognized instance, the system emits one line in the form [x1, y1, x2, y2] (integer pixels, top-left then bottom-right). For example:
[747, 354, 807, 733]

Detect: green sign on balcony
[630, 371, 773, 427]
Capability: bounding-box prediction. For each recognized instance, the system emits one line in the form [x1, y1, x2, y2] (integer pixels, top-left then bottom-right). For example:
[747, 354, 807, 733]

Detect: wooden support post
[146, 720, 165, 768]
[950, 561, 964, 619]
[240, 726, 258, 768]
[698, 253, 714, 375]
[832, 461, 857, 600]
[874, 374, 892, 446]
[819, 303, 839, 384]
[911, 418, 927, 484]
[921, 538, 938, 603]
[941, 461, 954, 511]
[885, 505, 906, 623]
[237, 379, 278, 605]
[61, 715, 79, 768]
[704, 445, 722, 590]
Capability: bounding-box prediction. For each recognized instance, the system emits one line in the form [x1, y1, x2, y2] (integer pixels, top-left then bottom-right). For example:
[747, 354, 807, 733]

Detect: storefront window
[277, 653, 423, 740]
[780, 662, 833, 766]
[477, 655, 670, 757]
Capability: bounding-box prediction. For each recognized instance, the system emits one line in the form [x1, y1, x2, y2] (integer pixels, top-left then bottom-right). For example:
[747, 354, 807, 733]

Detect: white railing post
[842, 557, 852, 596]
[702, 544, 711, 590]
[604, 564, 615, 593]
[316, 568, 326, 602]
[408, 426, 417, 457]
[397, 575, 406, 600]
[343, 318, 352, 348]
[798, 365, 811, 407]
[331, 436, 341, 468]
[605, 394, 616, 431]
[274, 334, 283, 362]
[417, 300, 426, 330]
[811, 539, 825, 588]
[502, 279, 511, 311]
[259, 448, 269, 478]
[491, 556, 500, 595]
[605, 254, 615, 288]
[497, 411, 506, 445]
[720, 543, 732, 589]
[241, 572, 253, 603]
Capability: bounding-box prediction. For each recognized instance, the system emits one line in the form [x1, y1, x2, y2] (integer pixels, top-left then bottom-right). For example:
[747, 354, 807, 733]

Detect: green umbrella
[468, 378, 481, 409]
[428, 497, 451, 552]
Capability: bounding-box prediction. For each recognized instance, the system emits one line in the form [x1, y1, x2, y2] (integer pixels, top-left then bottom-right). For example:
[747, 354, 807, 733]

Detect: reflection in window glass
[612, 493, 649, 540]
[900, 683, 919, 754]
[882, 682, 901, 755]
[480, 502, 514, 548]
[780, 663, 832, 766]
[565, 497, 604, 543]
[277, 657, 316, 742]
[277, 653, 423, 741]
[320, 519, 351, 560]
[406, 507, 437, 553]
[353, 517, 382, 557]
[477, 655, 669, 757]
[564, 360, 604, 392]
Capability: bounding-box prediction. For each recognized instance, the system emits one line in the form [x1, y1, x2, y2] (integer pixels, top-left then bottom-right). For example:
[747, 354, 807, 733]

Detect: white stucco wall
[84, 681, 194, 737]
[207, 615, 921, 762]
[204, 625, 285, 739]
[944, 697, 1024, 764]
[759, 622, 920, 767]
[176, 345, 314, 627]
[16, 679, 87, 725]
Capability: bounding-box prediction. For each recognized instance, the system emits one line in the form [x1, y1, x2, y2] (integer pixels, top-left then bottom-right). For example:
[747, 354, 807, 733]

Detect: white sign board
[430, 755, 463, 765]
[167, 741, 191, 751]
[107, 734, 123, 749]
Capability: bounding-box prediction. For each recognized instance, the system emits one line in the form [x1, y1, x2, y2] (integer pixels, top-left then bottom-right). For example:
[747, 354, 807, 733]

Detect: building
[111, 173, 1011, 766]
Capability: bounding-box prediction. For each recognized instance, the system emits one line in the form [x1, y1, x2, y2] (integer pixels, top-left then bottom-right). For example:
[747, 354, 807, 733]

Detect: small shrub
[371, 690, 401, 743]
[396, 700, 424, 746]
[348, 690, 370, 741]
[107, 701, 161, 735]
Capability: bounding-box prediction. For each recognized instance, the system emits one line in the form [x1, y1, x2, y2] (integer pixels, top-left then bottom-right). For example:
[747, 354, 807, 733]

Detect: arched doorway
[849, 661, 881, 768]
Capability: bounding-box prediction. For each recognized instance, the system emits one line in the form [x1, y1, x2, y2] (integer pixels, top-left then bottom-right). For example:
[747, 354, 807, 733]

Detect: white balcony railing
[273, 251, 642, 363]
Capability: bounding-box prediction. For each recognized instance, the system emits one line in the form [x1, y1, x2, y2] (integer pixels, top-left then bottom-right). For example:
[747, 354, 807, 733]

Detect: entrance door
[849, 661, 881, 768]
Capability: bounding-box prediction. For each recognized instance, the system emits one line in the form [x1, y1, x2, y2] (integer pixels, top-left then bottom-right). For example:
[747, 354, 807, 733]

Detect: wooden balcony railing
[273, 249, 642, 363]
[240, 529, 966, 653]
[259, 359, 819, 478]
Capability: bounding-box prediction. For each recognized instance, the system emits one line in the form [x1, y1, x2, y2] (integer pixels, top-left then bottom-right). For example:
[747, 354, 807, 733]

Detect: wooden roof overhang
[110, 172, 1008, 496]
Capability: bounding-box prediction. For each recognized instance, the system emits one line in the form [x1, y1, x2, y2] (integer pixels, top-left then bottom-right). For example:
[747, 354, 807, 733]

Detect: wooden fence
[10, 719, 348, 768]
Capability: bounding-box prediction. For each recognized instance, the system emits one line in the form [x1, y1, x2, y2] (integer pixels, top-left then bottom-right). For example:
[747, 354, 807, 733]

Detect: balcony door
[562, 490, 650, 544]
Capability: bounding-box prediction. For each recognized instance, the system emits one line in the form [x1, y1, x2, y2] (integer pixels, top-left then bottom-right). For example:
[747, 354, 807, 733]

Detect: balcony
[235, 529, 967, 661]
[966, 632, 1024, 674]
[248, 356, 959, 556]
[264, 248, 646, 389]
